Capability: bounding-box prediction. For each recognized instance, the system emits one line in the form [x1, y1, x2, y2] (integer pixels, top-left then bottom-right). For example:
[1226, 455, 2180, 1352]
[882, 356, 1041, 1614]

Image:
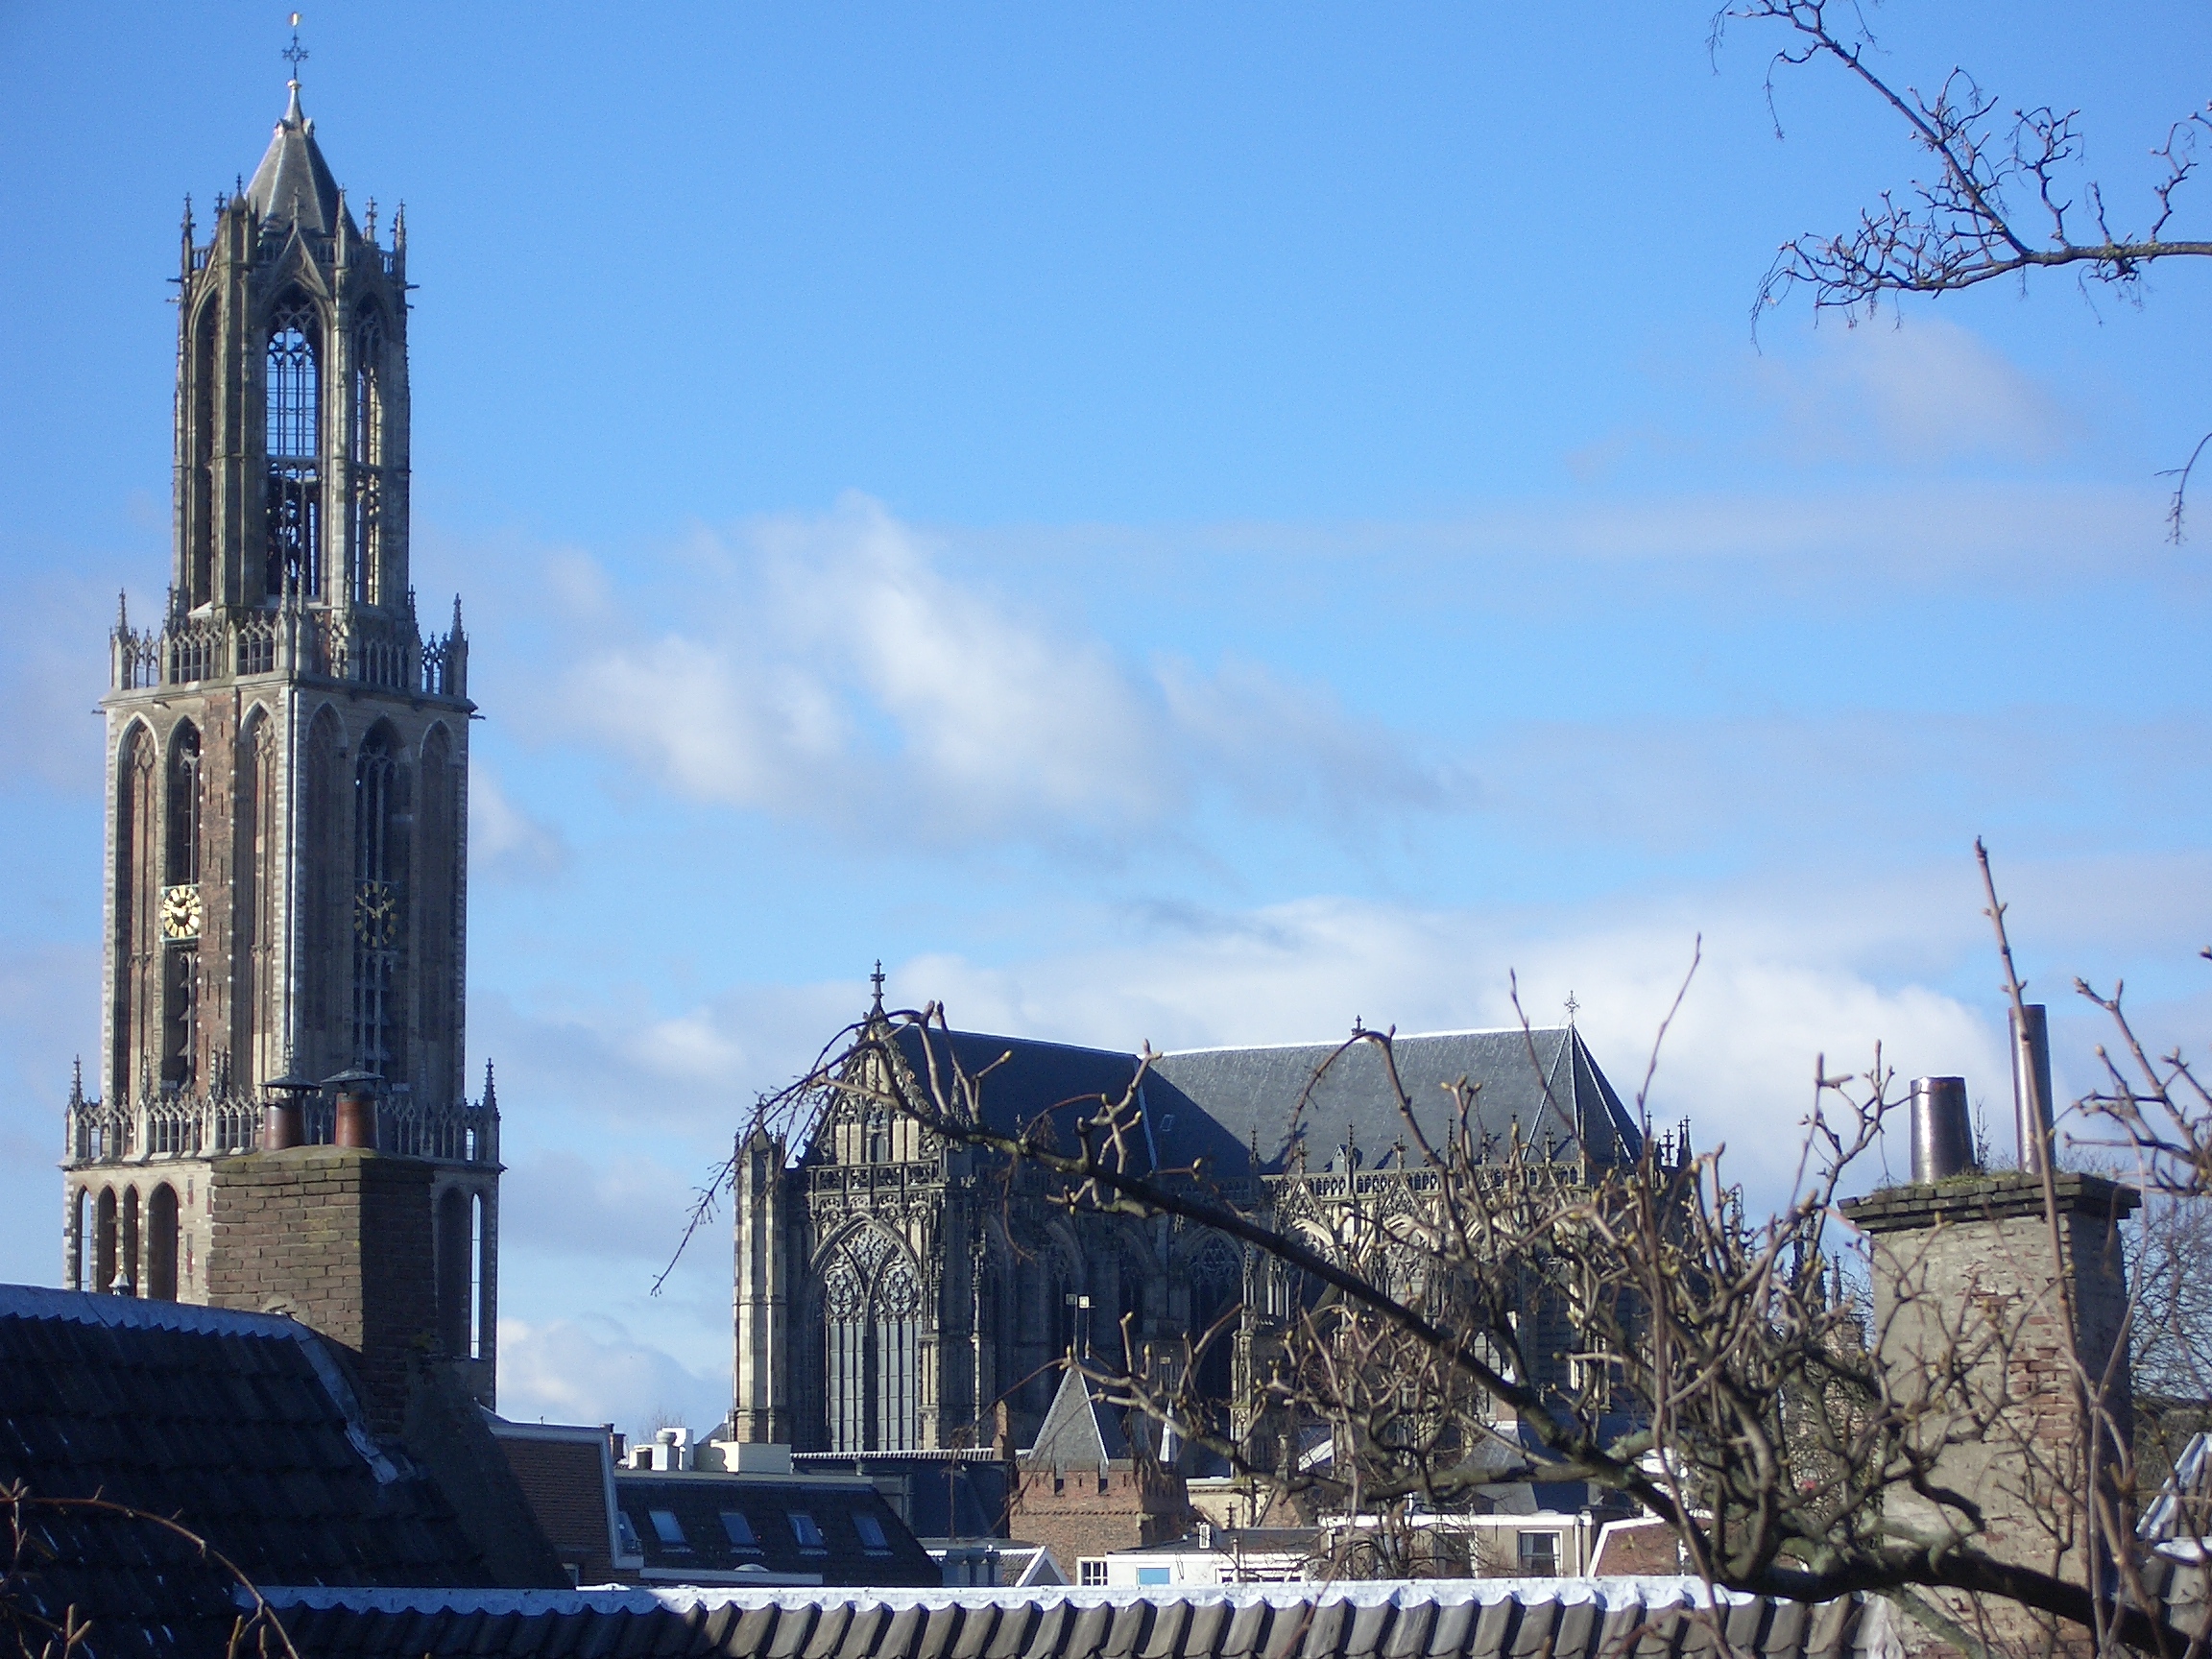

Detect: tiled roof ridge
[0, 1284, 397, 1484]
[0, 1282, 314, 1338]
[922, 1029, 1144, 1065]
[257, 1575, 1850, 1615]
[1155, 1026, 1572, 1059]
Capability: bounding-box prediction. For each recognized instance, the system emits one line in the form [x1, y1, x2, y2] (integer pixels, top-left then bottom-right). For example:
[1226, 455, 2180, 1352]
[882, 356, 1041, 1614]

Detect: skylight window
[854, 1513, 889, 1551]
[721, 1510, 758, 1549]
[788, 1511, 825, 1549]
[648, 1509, 687, 1548]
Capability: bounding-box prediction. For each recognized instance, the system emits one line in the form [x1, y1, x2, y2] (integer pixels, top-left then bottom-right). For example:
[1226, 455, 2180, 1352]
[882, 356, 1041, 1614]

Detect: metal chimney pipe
[1910, 1077, 1975, 1183]
[2011, 1003, 2056, 1175]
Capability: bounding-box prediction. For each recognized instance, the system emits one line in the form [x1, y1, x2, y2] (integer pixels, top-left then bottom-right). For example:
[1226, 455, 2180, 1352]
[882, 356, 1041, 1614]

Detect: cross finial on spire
[869, 960, 886, 1014]
[282, 13, 310, 84]
[1564, 990, 1579, 1026]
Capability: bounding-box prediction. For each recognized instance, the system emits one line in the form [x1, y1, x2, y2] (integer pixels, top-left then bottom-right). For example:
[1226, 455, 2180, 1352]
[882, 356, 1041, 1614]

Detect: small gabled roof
[245, 81, 352, 235]
[1023, 1366, 1130, 1473]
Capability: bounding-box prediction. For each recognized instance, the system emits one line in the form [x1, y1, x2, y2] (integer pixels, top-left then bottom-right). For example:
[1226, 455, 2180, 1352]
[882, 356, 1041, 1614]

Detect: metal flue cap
[320, 1068, 383, 1094]
[261, 1073, 321, 1097]
[1910, 1076, 1976, 1184]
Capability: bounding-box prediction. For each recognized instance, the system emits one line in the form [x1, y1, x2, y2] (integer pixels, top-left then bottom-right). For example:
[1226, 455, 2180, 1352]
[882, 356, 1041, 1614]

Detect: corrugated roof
[261, 1577, 1894, 1659]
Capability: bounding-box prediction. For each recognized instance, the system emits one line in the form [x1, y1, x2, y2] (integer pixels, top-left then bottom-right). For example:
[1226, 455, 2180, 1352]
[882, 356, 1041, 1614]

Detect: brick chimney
[204, 1145, 438, 1434]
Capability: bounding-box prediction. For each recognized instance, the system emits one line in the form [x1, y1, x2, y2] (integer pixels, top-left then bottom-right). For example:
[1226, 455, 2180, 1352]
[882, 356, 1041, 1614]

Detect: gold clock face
[159, 884, 202, 941]
[354, 880, 400, 949]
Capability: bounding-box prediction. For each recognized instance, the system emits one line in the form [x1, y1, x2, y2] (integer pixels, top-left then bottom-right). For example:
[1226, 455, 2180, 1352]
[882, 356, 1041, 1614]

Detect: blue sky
[3, 3, 2208, 1434]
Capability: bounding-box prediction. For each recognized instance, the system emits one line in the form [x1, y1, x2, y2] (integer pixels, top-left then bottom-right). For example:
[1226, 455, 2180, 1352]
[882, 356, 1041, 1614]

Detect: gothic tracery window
[349, 307, 382, 605]
[158, 725, 202, 1093]
[265, 294, 322, 600]
[351, 723, 408, 1074]
[824, 1230, 922, 1452]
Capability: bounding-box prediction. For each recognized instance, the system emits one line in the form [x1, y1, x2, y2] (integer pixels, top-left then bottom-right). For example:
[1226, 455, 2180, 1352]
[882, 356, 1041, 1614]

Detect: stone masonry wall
[1846, 1172, 2137, 1653]
[206, 1145, 437, 1432]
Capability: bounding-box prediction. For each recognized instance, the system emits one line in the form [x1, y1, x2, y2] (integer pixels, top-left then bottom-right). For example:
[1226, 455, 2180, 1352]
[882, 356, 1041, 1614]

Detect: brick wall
[206, 1145, 437, 1432]
[1010, 1462, 1190, 1576]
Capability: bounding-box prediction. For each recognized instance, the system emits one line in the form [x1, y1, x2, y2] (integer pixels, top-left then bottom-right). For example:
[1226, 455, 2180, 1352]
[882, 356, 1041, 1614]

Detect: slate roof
[870, 1024, 1640, 1179]
[260, 1577, 1896, 1659]
[245, 82, 353, 235]
[1145, 1027, 1641, 1172]
[0, 1284, 492, 1656]
[1025, 1366, 1131, 1473]
[614, 1472, 940, 1588]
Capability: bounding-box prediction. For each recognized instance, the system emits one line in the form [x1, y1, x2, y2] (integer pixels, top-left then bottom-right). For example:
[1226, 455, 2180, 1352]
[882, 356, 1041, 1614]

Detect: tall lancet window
[349, 308, 383, 606]
[159, 725, 202, 1093]
[265, 294, 322, 600]
[351, 724, 408, 1075]
[823, 1231, 922, 1452]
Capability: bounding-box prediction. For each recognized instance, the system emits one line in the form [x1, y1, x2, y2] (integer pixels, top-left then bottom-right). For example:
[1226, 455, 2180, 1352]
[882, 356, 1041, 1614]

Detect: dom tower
[60, 70, 500, 1411]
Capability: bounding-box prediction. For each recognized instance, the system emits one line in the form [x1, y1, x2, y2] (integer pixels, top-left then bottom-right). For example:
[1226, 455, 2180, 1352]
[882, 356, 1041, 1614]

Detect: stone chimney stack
[1844, 1143, 2138, 1644]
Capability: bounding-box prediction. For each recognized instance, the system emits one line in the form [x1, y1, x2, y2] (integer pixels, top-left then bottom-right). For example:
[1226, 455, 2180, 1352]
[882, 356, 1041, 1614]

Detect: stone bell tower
[60, 65, 500, 1413]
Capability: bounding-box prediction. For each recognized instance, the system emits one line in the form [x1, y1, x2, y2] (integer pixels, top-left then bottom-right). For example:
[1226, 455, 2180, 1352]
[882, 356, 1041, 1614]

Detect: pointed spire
[68, 1058, 84, 1111]
[482, 1059, 497, 1112]
[115, 589, 129, 634]
[450, 593, 466, 639]
[869, 959, 886, 1018]
[244, 62, 353, 236]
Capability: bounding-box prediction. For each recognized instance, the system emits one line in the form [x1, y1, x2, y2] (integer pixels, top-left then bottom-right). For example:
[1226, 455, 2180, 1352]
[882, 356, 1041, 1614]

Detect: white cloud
[469, 759, 567, 883]
[496, 1314, 728, 1440]
[551, 495, 1459, 847]
[1754, 317, 2068, 467]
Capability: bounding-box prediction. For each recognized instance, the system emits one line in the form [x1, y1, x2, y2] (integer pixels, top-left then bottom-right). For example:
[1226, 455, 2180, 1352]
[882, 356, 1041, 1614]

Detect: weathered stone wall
[1846, 1172, 2137, 1652]
[206, 1145, 437, 1431]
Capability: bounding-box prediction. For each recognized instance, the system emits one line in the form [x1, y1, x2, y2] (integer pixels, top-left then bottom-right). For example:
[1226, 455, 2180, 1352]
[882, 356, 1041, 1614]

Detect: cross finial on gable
[1564, 990, 1579, 1026]
[869, 960, 886, 1015]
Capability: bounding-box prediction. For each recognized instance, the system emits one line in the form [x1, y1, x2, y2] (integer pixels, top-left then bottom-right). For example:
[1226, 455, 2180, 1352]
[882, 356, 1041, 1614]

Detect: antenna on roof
[282, 12, 310, 87]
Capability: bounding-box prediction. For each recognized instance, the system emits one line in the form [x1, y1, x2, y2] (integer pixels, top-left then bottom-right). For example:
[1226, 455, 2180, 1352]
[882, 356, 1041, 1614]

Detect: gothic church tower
[62, 70, 499, 1412]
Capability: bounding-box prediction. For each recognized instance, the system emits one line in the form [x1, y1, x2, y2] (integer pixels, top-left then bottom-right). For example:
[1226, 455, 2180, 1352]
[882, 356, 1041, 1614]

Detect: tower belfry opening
[64, 65, 501, 1413]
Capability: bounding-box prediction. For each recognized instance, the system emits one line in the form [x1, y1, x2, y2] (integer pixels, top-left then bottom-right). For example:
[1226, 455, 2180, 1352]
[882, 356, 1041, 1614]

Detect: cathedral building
[731, 996, 1643, 1471]
[59, 73, 500, 1413]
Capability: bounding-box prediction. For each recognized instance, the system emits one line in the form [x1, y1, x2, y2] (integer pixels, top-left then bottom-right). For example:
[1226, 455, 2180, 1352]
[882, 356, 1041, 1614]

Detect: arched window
[95, 1189, 117, 1294]
[1187, 1233, 1243, 1404]
[121, 1188, 141, 1296]
[114, 725, 157, 1103]
[437, 1186, 470, 1356]
[234, 709, 277, 1090]
[73, 1189, 93, 1291]
[470, 1193, 486, 1361]
[823, 1233, 923, 1452]
[159, 724, 202, 1093]
[349, 307, 382, 604]
[145, 1185, 180, 1301]
[165, 722, 201, 886]
[187, 302, 218, 607]
[265, 294, 321, 599]
[351, 724, 408, 1074]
